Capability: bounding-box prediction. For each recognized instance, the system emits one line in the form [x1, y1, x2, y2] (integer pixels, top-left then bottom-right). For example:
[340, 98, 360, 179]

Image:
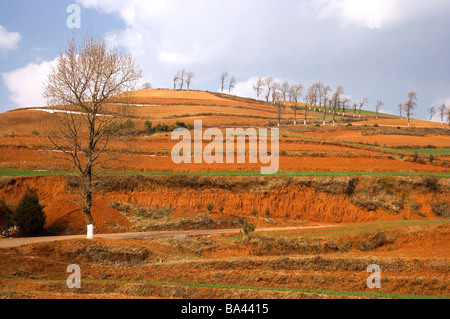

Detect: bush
[431, 201, 450, 218]
[265, 207, 271, 217]
[251, 208, 258, 216]
[14, 189, 46, 236]
[206, 203, 214, 212]
[242, 221, 255, 237]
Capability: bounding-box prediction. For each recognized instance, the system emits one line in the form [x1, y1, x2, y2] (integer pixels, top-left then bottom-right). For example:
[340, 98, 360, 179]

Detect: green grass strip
[75, 279, 448, 299]
[1, 167, 450, 178]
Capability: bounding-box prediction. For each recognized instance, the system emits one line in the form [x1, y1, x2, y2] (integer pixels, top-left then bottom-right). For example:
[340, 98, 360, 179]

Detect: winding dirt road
[0, 225, 336, 249]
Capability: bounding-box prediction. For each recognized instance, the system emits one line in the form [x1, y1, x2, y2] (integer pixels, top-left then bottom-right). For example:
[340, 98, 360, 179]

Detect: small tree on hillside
[375, 99, 384, 119]
[428, 106, 435, 121]
[220, 71, 228, 93]
[252, 77, 264, 99]
[358, 98, 368, 118]
[228, 76, 236, 93]
[438, 103, 446, 124]
[404, 91, 417, 127]
[14, 189, 46, 236]
[185, 71, 195, 90]
[289, 83, 303, 125]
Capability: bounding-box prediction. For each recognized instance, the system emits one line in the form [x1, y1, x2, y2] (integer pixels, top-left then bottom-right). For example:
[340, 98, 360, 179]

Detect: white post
[87, 224, 94, 239]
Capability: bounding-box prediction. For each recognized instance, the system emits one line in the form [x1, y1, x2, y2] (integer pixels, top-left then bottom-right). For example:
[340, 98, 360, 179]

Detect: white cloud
[303, 0, 450, 29]
[2, 59, 56, 108]
[0, 25, 21, 51]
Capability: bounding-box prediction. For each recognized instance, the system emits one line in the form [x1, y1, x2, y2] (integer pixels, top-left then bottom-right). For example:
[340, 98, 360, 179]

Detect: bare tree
[341, 96, 350, 117]
[228, 76, 236, 93]
[264, 76, 273, 102]
[185, 71, 195, 90]
[274, 91, 284, 127]
[446, 106, 450, 126]
[404, 91, 417, 127]
[280, 81, 290, 105]
[321, 85, 331, 125]
[375, 99, 384, 119]
[428, 106, 435, 121]
[304, 87, 314, 125]
[252, 78, 264, 99]
[173, 72, 180, 90]
[42, 35, 142, 231]
[353, 102, 358, 117]
[307, 83, 318, 111]
[331, 86, 344, 125]
[314, 81, 324, 113]
[438, 103, 446, 123]
[179, 69, 186, 90]
[398, 103, 404, 119]
[289, 83, 303, 125]
[270, 81, 280, 104]
[142, 82, 152, 89]
[358, 98, 369, 118]
[220, 71, 228, 93]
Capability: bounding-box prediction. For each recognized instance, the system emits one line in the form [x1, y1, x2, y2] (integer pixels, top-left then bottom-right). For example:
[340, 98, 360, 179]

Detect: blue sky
[1, 0, 450, 122]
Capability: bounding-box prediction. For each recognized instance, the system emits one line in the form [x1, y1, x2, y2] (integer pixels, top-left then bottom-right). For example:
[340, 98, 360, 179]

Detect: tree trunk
[82, 173, 94, 226]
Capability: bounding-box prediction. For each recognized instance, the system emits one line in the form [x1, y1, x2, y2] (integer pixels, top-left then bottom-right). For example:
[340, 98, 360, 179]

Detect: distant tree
[179, 69, 186, 90]
[252, 78, 264, 99]
[331, 86, 344, 125]
[341, 96, 350, 116]
[321, 85, 331, 125]
[358, 98, 369, 118]
[314, 81, 324, 113]
[446, 105, 450, 126]
[228, 76, 236, 93]
[398, 103, 404, 119]
[353, 102, 358, 117]
[428, 106, 436, 121]
[220, 71, 228, 93]
[142, 82, 152, 89]
[185, 71, 195, 90]
[264, 76, 273, 102]
[304, 87, 314, 125]
[289, 83, 303, 125]
[173, 72, 180, 90]
[270, 81, 280, 104]
[375, 99, 384, 119]
[307, 83, 318, 111]
[438, 103, 446, 123]
[280, 81, 290, 105]
[404, 91, 417, 127]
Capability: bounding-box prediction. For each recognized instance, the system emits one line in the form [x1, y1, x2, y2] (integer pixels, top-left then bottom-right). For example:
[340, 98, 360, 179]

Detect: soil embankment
[0, 174, 448, 235]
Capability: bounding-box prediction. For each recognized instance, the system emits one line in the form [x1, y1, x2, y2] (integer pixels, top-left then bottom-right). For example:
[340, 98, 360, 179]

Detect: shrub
[144, 120, 153, 133]
[428, 154, 435, 164]
[251, 208, 258, 216]
[206, 203, 214, 212]
[14, 189, 46, 236]
[242, 221, 255, 237]
[265, 207, 271, 217]
[431, 201, 450, 218]
[219, 206, 224, 213]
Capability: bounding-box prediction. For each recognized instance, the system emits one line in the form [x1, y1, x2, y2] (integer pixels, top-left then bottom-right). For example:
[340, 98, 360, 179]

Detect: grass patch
[36, 277, 448, 299]
[2, 167, 450, 178]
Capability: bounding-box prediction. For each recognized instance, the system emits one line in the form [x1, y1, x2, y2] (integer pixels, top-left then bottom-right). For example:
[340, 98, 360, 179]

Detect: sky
[0, 0, 449, 121]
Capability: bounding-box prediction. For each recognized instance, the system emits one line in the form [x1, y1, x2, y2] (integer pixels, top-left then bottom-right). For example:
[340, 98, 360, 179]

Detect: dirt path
[0, 225, 336, 249]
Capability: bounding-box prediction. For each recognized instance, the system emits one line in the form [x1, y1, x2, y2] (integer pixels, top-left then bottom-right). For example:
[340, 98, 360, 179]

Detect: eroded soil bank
[1, 174, 449, 235]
